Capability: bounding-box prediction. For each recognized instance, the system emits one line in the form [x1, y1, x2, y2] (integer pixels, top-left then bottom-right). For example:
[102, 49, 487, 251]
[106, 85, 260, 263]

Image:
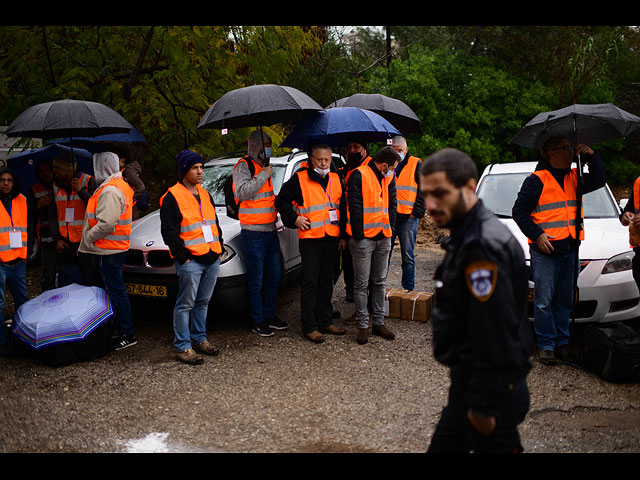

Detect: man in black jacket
[420, 148, 532, 453]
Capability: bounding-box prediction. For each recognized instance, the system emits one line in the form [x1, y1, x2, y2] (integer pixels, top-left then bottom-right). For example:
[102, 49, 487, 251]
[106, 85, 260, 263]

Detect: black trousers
[299, 236, 339, 335]
[427, 376, 530, 453]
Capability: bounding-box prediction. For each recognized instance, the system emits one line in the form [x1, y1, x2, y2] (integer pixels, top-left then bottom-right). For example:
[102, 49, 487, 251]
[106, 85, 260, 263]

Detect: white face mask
[314, 167, 330, 177]
[385, 169, 394, 178]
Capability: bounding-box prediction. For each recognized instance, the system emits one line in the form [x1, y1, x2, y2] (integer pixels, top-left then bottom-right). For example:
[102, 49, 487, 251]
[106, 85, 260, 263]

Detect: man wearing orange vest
[26, 159, 56, 291]
[0, 167, 29, 357]
[513, 135, 605, 365]
[233, 130, 287, 337]
[160, 150, 223, 365]
[275, 143, 347, 343]
[389, 136, 425, 292]
[347, 146, 399, 345]
[619, 176, 640, 295]
[78, 151, 136, 351]
[48, 152, 96, 286]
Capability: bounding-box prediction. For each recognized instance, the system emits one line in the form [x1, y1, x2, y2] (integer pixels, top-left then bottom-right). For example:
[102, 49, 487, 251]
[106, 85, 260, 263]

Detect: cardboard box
[400, 291, 433, 323]
[384, 288, 407, 318]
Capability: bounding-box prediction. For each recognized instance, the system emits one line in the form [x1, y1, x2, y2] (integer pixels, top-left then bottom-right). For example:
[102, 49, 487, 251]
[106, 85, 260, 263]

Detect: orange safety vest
[160, 182, 222, 256]
[53, 173, 91, 243]
[85, 177, 133, 251]
[31, 181, 54, 245]
[343, 156, 372, 187]
[233, 156, 277, 226]
[0, 194, 28, 262]
[294, 169, 342, 239]
[395, 155, 421, 215]
[529, 169, 584, 243]
[629, 176, 640, 247]
[346, 164, 392, 238]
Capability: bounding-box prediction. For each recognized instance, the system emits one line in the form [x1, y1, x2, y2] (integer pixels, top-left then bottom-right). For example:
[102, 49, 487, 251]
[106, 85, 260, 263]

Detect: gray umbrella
[4, 99, 135, 140]
[327, 93, 422, 135]
[510, 103, 640, 149]
[197, 84, 323, 130]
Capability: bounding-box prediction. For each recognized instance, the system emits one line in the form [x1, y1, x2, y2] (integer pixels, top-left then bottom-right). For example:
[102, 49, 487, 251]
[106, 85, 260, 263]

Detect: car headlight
[220, 244, 236, 264]
[601, 251, 635, 274]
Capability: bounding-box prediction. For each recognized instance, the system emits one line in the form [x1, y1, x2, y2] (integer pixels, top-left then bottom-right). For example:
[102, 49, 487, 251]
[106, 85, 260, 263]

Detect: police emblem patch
[464, 261, 497, 302]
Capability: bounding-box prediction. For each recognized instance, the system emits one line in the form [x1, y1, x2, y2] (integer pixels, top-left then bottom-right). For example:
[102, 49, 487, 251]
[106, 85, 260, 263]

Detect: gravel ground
[1, 244, 640, 454]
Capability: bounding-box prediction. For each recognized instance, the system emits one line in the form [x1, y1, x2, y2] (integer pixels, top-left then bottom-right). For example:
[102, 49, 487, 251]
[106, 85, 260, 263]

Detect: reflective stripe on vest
[233, 156, 277, 226]
[54, 173, 91, 243]
[346, 164, 392, 238]
[294, 169, 342, 239]
[86, 177, 133, 251]
[160, 182, 222, 256]
[395, 155, 421, 215]
[529, 169, 584, 243]
[0, 194, 28, 262]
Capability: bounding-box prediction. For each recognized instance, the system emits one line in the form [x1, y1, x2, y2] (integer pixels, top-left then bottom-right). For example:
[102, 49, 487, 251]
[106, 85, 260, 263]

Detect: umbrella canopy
[510, 103, 640, 149]
[47, 129, 146, 153]
[4, 99, 135, 140]
[12, 284, 114, 350]
[197, 84, 323, 130]
[7, 143, 94, 195]
[281, 107, 401, 149]
[327, 93, 422, 135]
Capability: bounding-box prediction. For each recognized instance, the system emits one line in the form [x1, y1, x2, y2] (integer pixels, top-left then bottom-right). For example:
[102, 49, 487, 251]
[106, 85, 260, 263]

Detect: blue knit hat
[177, 150, 204, 178]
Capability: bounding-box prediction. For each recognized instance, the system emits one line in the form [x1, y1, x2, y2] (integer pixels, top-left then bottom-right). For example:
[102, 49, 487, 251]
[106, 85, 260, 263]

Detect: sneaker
[176, 348, 204, 365]
[112, 334, 137, 351]
[252, 323, 274, 337]
[539, 349, 555, 365]
[372, 324, 395, 340]
[267, 316, 289, 331]
[193, 340, 220, 356]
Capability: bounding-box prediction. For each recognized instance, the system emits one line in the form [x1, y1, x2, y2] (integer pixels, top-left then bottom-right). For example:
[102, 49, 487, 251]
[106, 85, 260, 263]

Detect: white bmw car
[476, 161, 640, 323]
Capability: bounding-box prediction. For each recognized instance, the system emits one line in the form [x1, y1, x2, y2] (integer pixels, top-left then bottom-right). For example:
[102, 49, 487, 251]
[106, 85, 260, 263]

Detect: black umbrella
[197, 84, 323, 130]
[511, 103, 640, 328]
[327, 93, 422, 135]
[4, 99, 135, 140]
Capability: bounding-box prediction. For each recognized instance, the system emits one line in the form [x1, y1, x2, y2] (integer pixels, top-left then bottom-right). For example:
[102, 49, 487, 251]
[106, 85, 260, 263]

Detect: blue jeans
[0, 261, 28, 346]
[530, 249, 575, 351]
[241, 230, 282, 326]
[389, 216, 418, 291]
[96, 252, 135, 338]
[174, 258, 220, 352]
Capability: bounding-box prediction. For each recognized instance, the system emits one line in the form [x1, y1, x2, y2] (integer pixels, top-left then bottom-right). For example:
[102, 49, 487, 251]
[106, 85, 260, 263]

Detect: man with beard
[420, 148, 532, 453]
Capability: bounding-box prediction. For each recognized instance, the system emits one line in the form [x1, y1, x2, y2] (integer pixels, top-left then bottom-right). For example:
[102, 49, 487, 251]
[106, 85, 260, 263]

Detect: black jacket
[346, 162, 397, 241]
[432, 200, 532, 416]
[275, 167, 347, 238]
[159, 183, 223, 265]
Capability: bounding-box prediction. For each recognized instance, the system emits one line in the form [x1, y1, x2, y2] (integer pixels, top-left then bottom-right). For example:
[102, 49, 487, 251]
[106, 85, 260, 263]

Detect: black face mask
[347, 152, 363, 164]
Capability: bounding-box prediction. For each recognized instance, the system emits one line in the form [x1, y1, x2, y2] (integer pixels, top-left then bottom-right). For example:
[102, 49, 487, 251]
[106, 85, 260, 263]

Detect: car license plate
[126, 283, 167, 298]
[528, 288, 534, 302]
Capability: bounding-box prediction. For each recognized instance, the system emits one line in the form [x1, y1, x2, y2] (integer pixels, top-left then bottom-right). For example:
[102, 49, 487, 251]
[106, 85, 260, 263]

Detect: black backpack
[224, 157, 254, 220]
[579, 322, 640, 383]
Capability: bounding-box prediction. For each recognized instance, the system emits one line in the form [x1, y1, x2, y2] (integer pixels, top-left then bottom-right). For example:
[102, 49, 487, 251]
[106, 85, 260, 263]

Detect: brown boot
[193, 340, 220, 356]
[344, 312, 357, 325]
[356, 328, 369, 345]
[306, 331, 326, 343]
[176, 348, 204, 365]
[372, 324, 395, 340]
[320, 324, 346, 335]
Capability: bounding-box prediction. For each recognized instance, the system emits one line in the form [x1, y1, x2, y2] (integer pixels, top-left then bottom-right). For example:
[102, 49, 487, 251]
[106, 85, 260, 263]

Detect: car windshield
[201, 162, 287, 206]
[477, 172, 619, 219]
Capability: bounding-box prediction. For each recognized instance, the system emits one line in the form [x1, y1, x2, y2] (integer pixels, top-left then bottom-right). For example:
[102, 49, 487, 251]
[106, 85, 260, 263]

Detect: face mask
[260, 147, 272, 161]
[347, 152, 363, 164]
[314, 167, 330, 177]
[396, 151, 406, 162]
[385, 169, 394, 178]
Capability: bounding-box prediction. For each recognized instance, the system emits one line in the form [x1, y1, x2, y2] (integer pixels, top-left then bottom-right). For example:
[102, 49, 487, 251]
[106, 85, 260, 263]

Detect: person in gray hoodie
[78, 151, 136, 351]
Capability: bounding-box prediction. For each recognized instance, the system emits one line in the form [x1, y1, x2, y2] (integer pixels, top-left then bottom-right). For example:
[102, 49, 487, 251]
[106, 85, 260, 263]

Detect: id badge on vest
[202, 223, 214, 243]
[65, 207, 75, 223]
[9, 230, 22, 249]
[329, 208, 338, 225]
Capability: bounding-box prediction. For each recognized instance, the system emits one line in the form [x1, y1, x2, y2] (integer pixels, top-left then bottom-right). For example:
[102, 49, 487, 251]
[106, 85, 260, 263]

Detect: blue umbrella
[47, 129, 146, 153]
[280, 107, 401, 149]
[7, 143, 94, 195]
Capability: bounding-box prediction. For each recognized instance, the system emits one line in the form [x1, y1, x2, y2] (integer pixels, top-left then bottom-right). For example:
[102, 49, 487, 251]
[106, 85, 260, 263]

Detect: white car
[122, 150, 345, 313]
[476, 161, 640, 323]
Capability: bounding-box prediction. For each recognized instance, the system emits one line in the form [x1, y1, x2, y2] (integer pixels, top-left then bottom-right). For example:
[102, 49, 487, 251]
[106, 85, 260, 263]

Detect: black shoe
[539, 349, 555, 365]
[555, 344, 572, 363]
[252, 323, 274, 337]
[112, 334, 137, 351]
[267, 316, 289, 331]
